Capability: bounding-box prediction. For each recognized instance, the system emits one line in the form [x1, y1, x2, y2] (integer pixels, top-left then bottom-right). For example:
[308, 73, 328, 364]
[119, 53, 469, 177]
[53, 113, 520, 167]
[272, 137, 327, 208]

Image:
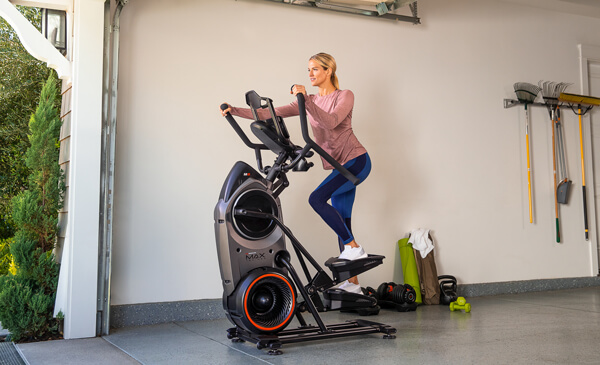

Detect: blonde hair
[310, 52, 339, 90]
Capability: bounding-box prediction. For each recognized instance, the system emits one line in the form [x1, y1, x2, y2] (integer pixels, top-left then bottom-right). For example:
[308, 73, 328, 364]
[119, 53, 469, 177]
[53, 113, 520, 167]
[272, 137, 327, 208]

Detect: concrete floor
[14, 286, 600, 364]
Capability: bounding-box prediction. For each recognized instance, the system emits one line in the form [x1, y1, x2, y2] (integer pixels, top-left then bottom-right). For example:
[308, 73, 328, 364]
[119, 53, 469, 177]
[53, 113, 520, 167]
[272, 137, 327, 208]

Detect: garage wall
[111, 0, 600, 305]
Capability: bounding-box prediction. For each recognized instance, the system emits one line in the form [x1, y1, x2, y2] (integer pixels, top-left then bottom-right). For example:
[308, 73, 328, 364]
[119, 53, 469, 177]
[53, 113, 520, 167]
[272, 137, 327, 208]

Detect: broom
[514, 82, 541, 224]
[558, 92, 600, 240]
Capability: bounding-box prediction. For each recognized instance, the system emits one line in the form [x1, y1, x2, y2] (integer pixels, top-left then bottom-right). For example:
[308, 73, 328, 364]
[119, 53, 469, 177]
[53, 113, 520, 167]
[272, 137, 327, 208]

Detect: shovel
[557, 179, 572, 204]
[555, 106, 571, 204]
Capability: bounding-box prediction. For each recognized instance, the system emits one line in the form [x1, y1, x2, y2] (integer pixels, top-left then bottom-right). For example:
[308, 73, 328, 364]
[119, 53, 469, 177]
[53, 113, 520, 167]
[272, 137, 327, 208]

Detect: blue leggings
[308, 153, 371, 253]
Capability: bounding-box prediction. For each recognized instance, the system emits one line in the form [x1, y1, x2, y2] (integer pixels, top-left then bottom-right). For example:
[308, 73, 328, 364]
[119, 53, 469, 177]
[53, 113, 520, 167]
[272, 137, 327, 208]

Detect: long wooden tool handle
[526, 105, 533, 223]
[551, 111, 560, 243]
[578, 107, 589, 240]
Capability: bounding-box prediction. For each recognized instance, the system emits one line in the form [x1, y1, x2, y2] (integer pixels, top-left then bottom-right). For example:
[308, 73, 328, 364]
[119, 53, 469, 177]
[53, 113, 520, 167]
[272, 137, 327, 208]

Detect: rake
[514, 82, 541, 224]
[539, 81, 571, 243]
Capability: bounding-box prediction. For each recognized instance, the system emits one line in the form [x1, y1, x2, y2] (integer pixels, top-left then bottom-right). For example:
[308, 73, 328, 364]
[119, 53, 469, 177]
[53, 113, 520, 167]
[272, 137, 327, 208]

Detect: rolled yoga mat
[398, 238, 422, 304]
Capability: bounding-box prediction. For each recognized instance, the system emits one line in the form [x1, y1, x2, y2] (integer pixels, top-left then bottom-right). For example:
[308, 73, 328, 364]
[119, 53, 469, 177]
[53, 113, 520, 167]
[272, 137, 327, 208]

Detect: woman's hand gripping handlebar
[220, 103, 232, 117]
[220, 103, 267, 151]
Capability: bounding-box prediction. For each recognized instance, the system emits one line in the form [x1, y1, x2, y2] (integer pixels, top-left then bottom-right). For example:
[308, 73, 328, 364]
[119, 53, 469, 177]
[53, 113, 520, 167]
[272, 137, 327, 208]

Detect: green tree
[1, 6, 61, 241]
[0, 74, 64, 342]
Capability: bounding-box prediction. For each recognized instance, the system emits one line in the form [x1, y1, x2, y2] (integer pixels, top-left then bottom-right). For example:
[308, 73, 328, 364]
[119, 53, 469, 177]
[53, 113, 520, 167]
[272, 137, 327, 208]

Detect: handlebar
[220, 104, 268, 151]
[295, 93, 360, 185]
[221, 92, 360, 186]
[221, 103, 269, 173]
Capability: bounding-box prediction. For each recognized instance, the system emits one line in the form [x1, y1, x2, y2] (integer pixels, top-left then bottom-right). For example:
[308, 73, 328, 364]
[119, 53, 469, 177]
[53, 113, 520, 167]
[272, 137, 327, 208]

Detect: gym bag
[410, 230, 440, 305]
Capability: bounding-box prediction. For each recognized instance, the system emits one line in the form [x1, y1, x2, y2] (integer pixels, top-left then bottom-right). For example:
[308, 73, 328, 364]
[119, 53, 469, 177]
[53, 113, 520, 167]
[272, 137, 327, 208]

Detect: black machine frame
[216, 91, 396, 354]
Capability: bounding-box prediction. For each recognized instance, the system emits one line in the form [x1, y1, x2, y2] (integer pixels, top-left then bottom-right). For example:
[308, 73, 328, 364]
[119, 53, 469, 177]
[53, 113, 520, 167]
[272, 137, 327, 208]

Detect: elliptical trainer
[214, 90, 396, 354]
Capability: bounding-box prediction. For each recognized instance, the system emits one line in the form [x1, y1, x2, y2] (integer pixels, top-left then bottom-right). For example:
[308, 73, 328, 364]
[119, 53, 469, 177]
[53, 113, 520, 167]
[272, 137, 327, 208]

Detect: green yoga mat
[398, 238, 422, 304]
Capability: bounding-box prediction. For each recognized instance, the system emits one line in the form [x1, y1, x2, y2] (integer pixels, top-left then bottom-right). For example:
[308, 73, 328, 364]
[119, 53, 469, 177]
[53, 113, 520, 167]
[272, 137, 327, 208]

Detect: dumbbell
[362, 286, 379, 300]
[377, 282, 416, 304]
[449, 296, 471, 313]
[391, 284, 417, 304]
[376, 282, 397, 301]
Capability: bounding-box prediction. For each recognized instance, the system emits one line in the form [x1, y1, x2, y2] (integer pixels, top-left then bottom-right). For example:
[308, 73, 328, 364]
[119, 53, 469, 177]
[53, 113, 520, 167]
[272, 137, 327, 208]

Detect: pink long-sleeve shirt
[230, 89, 367, 170]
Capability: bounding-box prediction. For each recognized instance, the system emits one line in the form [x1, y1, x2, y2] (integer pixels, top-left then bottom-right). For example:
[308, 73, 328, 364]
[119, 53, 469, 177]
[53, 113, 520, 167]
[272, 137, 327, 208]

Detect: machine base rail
[228, 319, 396, 354]
[378, 299, 418, 312]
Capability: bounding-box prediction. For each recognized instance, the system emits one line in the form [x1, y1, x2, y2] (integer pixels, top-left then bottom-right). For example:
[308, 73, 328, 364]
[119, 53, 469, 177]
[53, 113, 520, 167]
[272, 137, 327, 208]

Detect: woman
[221, 53, 371, 294]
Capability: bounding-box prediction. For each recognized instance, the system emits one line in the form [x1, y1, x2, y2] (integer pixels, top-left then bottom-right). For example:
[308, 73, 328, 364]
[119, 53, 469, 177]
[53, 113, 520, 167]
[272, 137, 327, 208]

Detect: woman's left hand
[291, 84, 306, 96]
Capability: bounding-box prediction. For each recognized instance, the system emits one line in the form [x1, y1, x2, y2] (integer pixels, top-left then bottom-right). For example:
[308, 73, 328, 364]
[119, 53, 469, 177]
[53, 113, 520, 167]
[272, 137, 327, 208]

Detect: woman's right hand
[290, 84, 306, 96]
[220, 103, 232, 117]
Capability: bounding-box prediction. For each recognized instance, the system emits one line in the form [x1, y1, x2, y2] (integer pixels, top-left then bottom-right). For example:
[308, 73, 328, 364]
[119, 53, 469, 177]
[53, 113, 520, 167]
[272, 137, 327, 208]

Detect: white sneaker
[338, 245, 368, 261]
[338, 280, 362, 294]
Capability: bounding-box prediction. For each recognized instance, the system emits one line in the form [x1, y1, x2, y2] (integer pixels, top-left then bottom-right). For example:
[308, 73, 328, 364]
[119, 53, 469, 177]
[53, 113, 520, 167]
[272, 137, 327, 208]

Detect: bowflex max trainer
[214, 91, 396, 354]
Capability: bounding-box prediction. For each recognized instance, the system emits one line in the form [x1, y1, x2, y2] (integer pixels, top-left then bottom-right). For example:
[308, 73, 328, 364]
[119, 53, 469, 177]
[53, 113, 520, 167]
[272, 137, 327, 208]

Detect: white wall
[111, 0, 600, 305]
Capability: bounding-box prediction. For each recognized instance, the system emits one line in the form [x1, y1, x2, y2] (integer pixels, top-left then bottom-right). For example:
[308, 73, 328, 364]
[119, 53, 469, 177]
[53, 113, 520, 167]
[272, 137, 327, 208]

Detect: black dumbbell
[362, 286, 379, 300]
[391, 284, 417, 304]
[377, 282, 397, 301]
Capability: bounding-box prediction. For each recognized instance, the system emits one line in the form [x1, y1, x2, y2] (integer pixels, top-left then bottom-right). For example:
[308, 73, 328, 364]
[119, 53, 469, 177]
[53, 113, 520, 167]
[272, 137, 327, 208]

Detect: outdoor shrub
[1, 7, 58, 240]
[0, 74, 64, 342]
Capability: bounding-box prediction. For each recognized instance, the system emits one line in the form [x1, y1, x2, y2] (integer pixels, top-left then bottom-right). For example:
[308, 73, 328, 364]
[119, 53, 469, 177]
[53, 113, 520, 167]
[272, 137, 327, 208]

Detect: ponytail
[310, 52, 339, 90]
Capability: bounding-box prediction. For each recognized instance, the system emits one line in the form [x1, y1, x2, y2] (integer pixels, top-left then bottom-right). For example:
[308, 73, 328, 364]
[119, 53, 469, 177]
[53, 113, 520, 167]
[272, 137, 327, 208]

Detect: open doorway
[581, 45, 600, 275]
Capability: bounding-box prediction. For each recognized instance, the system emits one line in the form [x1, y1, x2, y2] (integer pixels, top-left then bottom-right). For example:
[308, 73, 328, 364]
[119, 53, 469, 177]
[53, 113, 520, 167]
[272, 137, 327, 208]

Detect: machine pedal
[324, 254, 385, 283]
[323, 288, 378, 312]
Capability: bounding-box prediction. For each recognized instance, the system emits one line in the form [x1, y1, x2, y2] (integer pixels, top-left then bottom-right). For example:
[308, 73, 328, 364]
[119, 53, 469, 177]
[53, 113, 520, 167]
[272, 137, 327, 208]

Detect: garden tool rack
[504, 99, 558, 109]
[505, 94, 600, 242]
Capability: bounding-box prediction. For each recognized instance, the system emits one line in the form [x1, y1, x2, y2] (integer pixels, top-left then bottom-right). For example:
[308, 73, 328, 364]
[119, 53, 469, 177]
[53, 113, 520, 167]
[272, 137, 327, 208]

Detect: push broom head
[513, 82, 540, 103]
[558, 92, 600, 107]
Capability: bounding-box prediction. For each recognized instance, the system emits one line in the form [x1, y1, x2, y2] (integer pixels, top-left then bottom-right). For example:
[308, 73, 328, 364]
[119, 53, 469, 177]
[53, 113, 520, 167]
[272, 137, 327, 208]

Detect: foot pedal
[323, 288, 378, 311]
[325, 254, 385, 283]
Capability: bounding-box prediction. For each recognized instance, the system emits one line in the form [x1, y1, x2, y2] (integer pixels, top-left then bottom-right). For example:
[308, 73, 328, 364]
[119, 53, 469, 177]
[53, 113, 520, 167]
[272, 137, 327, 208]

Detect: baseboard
[110, 298, 225, 328]
[457, 276, 600, 297]
[110, 276, 600, 328]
